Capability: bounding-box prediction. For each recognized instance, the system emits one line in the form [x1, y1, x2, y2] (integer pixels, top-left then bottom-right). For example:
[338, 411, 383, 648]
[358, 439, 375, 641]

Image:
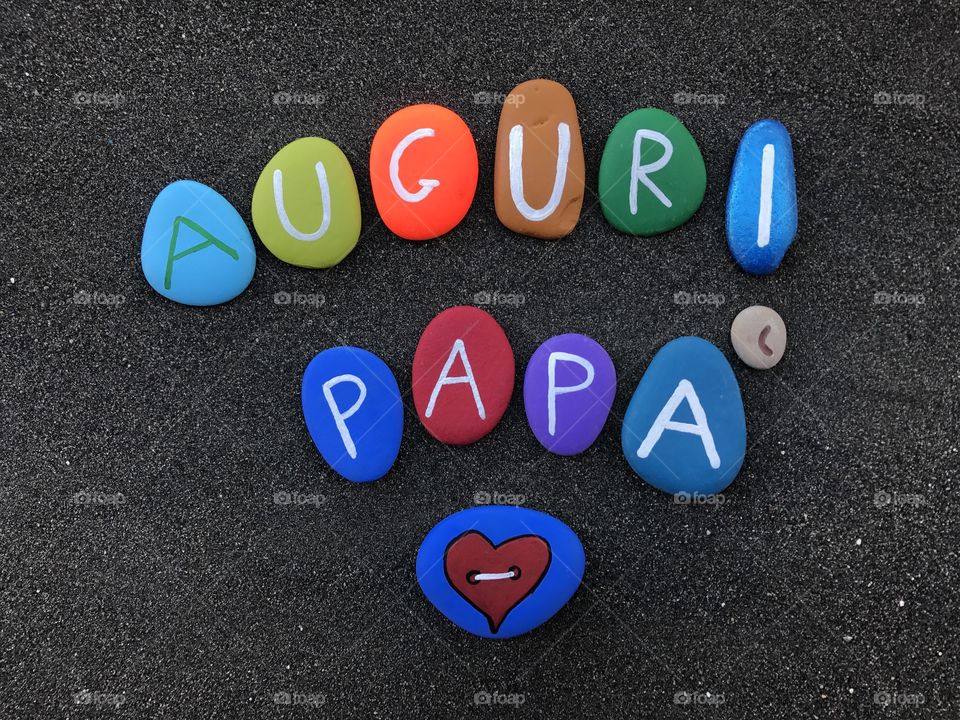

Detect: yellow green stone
[252, 137, 361, 268]
[598, 108, 706, 236]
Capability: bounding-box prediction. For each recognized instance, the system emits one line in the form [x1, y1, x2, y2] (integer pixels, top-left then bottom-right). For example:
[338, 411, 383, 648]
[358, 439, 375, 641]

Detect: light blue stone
[141, 180, 256, 306]
[417, 505, 584, 639]
[725, 119, 797, 275]
[621, 336, 746, 496]
[301, 346, 403, 483]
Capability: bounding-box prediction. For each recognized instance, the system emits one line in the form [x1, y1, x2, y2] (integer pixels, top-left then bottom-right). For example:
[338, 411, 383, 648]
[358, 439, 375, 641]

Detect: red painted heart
[444, 531, 551, 634]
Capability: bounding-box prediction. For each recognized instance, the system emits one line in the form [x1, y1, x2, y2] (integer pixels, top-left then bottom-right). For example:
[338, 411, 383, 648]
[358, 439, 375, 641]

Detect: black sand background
[1, 1, 958, 717]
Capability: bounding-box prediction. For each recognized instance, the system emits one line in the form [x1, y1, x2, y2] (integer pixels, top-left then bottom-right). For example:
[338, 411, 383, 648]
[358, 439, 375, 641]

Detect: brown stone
[493, 79, 585, 239]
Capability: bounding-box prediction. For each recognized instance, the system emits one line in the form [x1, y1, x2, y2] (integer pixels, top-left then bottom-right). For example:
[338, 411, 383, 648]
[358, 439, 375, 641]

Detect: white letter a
[425, 339, 485, 420]
[637, 379, 720, 469]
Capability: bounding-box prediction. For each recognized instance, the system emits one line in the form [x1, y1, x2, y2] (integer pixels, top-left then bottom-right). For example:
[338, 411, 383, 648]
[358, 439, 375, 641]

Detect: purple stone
[523, 334, 617, 455]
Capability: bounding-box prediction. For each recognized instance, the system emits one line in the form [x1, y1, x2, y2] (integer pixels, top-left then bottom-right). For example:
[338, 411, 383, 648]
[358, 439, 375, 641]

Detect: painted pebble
[412, 306, 515, 445]
[621, 336, 746, 496]
[251, 137, 362, 268]
[369, 104, 478, 240]
[726, 119, 798, 275]
[523, 333, 616, 455]
[731, 305, 787, 369]
[598, 108, 706, 236]
[301, 346, 403, 483]
[493, 79, 585, 239]
[141, 180, 256, 306]
[417, 505, 584, 639]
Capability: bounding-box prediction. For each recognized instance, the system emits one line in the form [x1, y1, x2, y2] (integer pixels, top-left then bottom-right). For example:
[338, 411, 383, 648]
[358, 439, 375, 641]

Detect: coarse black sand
[1, 1, 958, 717]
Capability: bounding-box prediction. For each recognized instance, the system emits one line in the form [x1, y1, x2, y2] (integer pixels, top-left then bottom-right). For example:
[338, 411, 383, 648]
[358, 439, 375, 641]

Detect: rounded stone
[369, 104, 478, 241]
[493, 79, 585, 239]
[416, 505, 585, 639]
[730, 305, 787, 369]
[726, 119, 798, 275]
[301, 346, 403, 483]
[140, 180, 256, 306]
[621, 336, 746, 496]
[523, 333, 616, 455]
[412, 306, 515, 445]
[251, 137, 362, 269]
[598, 108, 706, 236]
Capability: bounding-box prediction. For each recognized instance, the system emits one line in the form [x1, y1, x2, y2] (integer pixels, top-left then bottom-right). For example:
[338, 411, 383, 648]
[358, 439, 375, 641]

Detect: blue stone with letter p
[417, 505, 584, 639]
[301, 346, 403, 483]
[726, 118, 797, 275]
[141, 180, 256, 305]
[621, 336, 746, 496]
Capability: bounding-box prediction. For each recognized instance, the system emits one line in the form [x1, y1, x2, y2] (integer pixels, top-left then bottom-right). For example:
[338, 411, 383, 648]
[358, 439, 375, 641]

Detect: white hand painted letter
[757, 143, 775, 248]
[547, 351, 594, 436]
[508, 122, 571, 221]
[390, 128, 440, 203]
[425, 339, 485, 420]
[637, 379, 720, 469]
[273, 162, 332, 241]
[629, 129, 673, 213]
[322, 374, 367, 459]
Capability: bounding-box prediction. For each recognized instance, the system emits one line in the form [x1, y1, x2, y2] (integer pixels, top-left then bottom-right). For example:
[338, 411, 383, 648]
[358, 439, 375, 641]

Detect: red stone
[412, 306, 515, 445]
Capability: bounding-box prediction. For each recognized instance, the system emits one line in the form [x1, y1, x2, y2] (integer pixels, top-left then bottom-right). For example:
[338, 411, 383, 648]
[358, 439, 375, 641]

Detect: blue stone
[621, 336, 746, 496]
[301, 346, 403, 483]
[141, 180, 256, 305]
[416, 505, 584, 639]
[725, 119, 797, 275]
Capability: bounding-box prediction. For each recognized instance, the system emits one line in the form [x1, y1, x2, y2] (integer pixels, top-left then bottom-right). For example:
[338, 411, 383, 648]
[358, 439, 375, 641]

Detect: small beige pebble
[730, 305, 787, 369]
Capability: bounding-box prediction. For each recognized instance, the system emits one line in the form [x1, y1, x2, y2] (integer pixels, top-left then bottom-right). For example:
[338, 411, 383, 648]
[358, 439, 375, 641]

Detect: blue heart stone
[301, 346, 403, 483]
[141, 180, 256, 305]
[725, 119, 797, 275]
[621, 336, 746, 496]
[417, 505, 584, 639]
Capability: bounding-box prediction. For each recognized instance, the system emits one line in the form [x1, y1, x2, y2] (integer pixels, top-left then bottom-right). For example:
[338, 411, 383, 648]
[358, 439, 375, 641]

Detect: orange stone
[493, 79, 585, 239]
[369, 104, 478, 241]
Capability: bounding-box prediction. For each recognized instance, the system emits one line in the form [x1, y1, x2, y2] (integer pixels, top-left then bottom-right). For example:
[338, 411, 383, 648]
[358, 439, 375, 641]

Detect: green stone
[598, 108, 706, 236]
[252, 137, 361, 268]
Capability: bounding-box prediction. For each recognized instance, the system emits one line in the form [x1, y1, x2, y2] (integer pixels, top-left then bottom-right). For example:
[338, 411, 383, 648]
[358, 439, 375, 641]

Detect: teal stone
[621, 336, 746, 496]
